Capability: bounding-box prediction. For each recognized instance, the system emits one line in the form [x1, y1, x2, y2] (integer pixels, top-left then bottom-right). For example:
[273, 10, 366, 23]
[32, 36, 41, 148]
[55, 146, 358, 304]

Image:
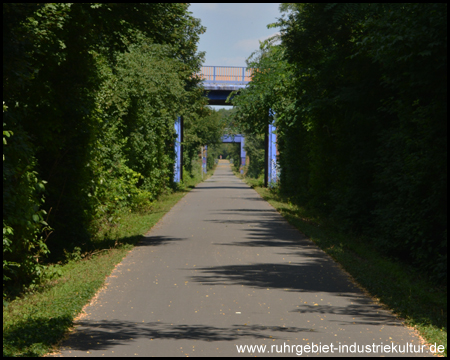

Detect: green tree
[281, 3, 446, 279]
[3, 3, 206, 290]
[231, 3, 446, 281]
[230, 36, 297, 189]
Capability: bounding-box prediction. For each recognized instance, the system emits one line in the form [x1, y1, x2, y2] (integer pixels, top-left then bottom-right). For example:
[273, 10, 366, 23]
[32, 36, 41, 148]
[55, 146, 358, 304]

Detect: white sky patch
[234, 32, 281, 52]
[193, 3, 219, 11]
[212, 56, 248, 67]
[189, 3, 281, 66]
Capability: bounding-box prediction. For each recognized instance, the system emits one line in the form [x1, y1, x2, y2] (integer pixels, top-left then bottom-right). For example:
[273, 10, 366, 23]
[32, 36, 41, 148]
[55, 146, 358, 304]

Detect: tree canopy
[231, 3, 447, 282]
[3, 3, 210, 294]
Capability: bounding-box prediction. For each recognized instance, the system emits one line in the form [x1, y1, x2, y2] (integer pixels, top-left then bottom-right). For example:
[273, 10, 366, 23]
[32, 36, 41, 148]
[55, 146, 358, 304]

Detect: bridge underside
[204, 83, 246, 106]
[206, 90, 233, 106]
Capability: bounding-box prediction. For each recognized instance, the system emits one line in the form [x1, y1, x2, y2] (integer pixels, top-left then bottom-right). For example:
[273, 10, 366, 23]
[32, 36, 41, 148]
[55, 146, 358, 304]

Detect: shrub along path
[55, 161, 432, 357]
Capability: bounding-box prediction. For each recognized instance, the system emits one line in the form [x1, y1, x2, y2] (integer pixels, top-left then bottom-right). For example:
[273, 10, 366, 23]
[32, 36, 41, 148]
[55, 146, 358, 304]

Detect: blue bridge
[200, 66, 253, 105]
[175, 66, 277, 187]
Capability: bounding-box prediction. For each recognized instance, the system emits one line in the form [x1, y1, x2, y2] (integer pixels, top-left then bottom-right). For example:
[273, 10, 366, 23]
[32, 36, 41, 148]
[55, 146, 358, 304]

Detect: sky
[188, 3, 281, 110]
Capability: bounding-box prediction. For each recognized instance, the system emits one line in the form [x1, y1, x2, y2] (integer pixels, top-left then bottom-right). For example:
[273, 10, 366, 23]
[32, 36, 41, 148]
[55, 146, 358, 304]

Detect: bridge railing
[198, 66, 253, 84]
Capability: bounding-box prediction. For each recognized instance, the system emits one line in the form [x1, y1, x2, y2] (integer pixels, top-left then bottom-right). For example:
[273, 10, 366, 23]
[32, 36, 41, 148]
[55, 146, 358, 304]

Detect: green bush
[243, 133, 264, 178]
[3, 114, 51, 293]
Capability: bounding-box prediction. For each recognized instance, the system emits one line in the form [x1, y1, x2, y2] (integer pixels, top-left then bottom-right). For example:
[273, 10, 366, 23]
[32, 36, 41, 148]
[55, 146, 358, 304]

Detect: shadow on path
[193, 186, 250, 190]
[189, 262, 355, 294]
[189, 262, 399, 327]
[290, 301, 400, 327]
[137, 235, 187, 247]
[61, 321, 311, 352]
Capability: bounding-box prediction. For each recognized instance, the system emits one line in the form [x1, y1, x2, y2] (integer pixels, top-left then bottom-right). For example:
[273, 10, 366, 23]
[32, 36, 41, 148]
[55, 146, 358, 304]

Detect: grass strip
[3, 167, 215, 357]
[243, 176, 447, 357]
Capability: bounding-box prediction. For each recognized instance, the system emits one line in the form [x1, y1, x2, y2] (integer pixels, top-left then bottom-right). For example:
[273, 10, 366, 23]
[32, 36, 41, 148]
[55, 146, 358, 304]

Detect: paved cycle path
[57, 161, 430, 357]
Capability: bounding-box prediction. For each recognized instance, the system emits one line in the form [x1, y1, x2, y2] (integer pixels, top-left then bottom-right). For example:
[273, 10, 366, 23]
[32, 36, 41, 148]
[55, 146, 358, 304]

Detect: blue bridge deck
[199, 66, 251, 105]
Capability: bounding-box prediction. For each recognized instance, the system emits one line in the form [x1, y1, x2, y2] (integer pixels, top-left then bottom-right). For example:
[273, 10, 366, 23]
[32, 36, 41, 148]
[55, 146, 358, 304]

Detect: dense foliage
[242, 133, 265, 178]
[231, 3, 447, 282]
[3, 3, 208, 294]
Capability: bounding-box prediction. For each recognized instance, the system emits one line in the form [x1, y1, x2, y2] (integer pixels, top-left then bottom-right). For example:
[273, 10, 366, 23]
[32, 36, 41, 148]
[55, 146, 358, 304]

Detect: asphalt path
[57, 160, 431, 357]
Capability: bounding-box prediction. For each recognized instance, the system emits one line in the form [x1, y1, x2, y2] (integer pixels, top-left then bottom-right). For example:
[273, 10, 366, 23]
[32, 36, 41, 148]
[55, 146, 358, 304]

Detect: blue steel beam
[268, 121, 277, 186]
[174, 117, 181, 183]
[202, 145, 207, 174]
[267, 108, 278, 186]
[221, 134, 246, 174]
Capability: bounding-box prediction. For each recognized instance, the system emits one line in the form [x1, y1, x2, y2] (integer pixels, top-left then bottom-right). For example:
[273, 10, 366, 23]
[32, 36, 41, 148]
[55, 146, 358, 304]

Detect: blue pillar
[203, 145, 208, 174]
[240, 136, 246, 174]
[267, 111, 277, 187]
[174, 117, 181, 183]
